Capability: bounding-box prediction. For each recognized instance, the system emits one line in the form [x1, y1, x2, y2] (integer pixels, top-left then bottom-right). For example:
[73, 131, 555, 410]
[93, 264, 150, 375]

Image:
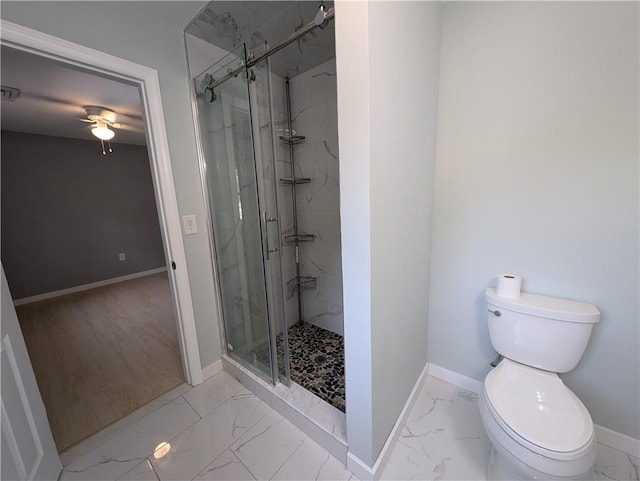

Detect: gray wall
[1, 131, 165, 299]
[1, 1, 222, 368]
[429, 2, 639, 440]
[336, 1, 442, 467]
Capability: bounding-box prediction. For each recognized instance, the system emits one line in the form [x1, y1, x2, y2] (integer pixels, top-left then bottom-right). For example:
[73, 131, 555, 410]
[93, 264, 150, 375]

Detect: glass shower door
[195, 44, 290, 385]
[195, 45, 276, 382]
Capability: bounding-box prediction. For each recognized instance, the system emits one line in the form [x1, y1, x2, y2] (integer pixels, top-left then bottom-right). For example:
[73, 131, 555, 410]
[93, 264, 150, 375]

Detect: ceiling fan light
[91, 125, 115, 140]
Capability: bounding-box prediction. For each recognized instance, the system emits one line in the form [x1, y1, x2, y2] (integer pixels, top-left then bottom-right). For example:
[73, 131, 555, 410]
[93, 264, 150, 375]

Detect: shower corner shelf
[279, 177, 311, 185]
[284, 233, 315, 244]
[279, 134, 306, 145]
[287, 276, 317, 296]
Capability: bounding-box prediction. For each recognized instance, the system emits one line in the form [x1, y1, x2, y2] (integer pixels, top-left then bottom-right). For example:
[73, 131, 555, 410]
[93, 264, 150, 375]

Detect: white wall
[429, 2, 639, 440]
[185, 33, 229, 79]
[335, 0, 373, 465]
[1, 1, 222, 369]
[336, 0, 442, 467]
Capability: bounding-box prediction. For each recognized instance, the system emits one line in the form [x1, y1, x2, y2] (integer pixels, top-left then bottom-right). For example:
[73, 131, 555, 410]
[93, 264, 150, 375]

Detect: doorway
[0, 22, 202, 453]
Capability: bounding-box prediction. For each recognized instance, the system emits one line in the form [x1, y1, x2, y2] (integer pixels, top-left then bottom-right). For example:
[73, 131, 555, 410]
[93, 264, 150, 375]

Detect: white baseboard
[13, 267, 167, 306]
[201, 360, 223, 381]
[346, 452, 375, 481]
[594, 424, 640, 457]
[427, 363, 482, 393]
[347, 363, 430, 481]
[427, 362, 640, 457]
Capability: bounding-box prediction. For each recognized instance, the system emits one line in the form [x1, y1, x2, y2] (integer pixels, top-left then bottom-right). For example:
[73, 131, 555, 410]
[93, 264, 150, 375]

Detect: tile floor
[379, 376, 639, 481]
[59, 370, 639, 481]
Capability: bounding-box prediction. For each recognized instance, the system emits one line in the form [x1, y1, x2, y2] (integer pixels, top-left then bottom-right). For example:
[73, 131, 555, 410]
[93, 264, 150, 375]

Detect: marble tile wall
[185, 2, 336, 79]
[274, 58, 343, 336]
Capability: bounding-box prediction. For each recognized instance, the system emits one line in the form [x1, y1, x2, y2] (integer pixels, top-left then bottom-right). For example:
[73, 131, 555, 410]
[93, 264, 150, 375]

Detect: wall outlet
[182, 214, 198, 235]
[118, 253, 126, 261]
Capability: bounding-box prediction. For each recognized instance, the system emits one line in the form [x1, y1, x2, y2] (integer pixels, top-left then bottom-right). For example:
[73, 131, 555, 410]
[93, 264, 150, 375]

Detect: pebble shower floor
[254, 321, 345, 412]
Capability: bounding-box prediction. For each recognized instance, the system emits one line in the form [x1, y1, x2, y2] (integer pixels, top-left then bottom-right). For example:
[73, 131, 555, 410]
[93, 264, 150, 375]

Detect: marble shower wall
[275, 58, 343, 336]
[185, 1, 336, 79]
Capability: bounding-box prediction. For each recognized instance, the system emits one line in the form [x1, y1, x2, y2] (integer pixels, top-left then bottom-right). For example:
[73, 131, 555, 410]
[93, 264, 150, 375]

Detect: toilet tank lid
[485, 288, 600, 324]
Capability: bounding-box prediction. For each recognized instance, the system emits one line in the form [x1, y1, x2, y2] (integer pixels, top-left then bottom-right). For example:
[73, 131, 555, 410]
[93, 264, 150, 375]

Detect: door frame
[0, 20, 203, 386]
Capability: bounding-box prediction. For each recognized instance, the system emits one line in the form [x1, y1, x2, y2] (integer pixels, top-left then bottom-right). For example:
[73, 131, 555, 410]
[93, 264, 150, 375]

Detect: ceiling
[0, 1, 335, 145]
[185, 1, 336, 78]
[0, 1, 208, 146]
[1, 46, 147, 145]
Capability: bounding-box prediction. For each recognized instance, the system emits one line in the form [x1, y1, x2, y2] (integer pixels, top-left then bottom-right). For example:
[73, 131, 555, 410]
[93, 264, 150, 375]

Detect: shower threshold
[222, 354, 347, 464]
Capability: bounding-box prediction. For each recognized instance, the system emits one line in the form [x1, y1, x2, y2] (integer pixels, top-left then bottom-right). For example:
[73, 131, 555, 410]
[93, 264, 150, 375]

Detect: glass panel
[249, 45, 290, 383]
[194, 45, 274, 383]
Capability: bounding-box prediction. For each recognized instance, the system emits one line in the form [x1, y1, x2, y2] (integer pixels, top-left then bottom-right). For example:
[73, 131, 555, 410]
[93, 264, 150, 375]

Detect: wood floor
[16, 272, 184, 452]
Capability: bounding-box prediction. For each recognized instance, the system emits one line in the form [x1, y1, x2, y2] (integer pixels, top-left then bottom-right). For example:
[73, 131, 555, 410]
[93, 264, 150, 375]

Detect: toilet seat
[484, 359, 593, 456]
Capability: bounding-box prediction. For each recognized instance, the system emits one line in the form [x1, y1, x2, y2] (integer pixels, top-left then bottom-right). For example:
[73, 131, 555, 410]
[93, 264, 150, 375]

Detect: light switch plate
[182, 214, 198, 235]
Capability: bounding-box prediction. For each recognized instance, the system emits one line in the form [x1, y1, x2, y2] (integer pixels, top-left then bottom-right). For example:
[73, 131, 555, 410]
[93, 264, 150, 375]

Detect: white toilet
[479, 287, 600, 480]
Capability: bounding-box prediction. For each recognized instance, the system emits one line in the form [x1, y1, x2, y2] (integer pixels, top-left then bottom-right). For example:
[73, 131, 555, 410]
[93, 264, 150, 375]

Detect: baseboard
[427, 363, 482, 393]
[347, 363, 430, 481]
[346, 452, 375, 481]
[13, 267, 167, 306]
[201, 359, 223, 381]
[427, 362, 640, 457]
[594, 424, 640, 457]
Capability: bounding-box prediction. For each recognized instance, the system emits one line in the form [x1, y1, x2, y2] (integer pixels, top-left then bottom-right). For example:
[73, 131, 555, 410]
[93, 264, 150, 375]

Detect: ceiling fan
[80, 106, 130, 154]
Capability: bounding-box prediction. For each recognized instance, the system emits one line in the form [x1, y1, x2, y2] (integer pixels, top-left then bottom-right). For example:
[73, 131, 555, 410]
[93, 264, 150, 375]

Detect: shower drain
[314, 354, 327, 365]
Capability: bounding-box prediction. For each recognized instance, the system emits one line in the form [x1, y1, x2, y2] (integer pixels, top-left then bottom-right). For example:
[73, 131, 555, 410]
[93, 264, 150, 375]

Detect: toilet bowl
[478, 359, 596, 480]
[481, 287, 600, 480]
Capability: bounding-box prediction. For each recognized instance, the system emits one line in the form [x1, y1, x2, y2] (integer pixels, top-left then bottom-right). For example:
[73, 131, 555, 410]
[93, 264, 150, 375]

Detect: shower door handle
[263, 212, 279, 260]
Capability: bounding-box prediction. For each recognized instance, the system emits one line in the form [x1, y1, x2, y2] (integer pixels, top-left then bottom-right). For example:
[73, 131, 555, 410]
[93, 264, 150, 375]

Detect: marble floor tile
[51, 372, 638, 481]
[183, 371, 246, 417]
[194, 450, 256, 481]
[61, 383, 193, 467]
[592, 443, 639, 481]
[444, 390, 487, 441]
[431, 390, 491, 480]
[61, 398, 200, 480]
[431, 436, 491, 481]
[231, 410, 306, 480]
[398, 378, 456, 459]
[380, 439, 438, 481]
[151, 390, 270, 481]
[116, 460, 158, 481]
[271, 437, 351, 481]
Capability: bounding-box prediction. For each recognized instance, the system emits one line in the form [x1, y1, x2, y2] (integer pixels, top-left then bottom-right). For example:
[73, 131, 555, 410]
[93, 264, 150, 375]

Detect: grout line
[267, 436, 308, 481]
[230, 450, 258, 481]
[180, 393, 202, 419]
[148, 458, 160, 481]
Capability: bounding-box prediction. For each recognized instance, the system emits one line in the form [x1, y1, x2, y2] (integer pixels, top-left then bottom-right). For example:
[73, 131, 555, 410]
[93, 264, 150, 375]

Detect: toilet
[478, 287, 600, 480]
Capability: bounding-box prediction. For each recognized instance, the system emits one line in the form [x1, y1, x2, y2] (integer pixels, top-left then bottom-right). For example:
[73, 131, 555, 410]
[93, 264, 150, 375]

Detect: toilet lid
[485, 360, 593, 453]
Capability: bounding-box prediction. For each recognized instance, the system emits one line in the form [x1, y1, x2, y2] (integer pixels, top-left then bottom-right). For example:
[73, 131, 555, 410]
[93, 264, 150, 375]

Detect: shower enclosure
[190, 3, 343, 411]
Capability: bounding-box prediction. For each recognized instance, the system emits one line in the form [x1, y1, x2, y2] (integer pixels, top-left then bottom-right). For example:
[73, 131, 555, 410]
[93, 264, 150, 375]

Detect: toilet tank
[485, 288, 600, 373]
